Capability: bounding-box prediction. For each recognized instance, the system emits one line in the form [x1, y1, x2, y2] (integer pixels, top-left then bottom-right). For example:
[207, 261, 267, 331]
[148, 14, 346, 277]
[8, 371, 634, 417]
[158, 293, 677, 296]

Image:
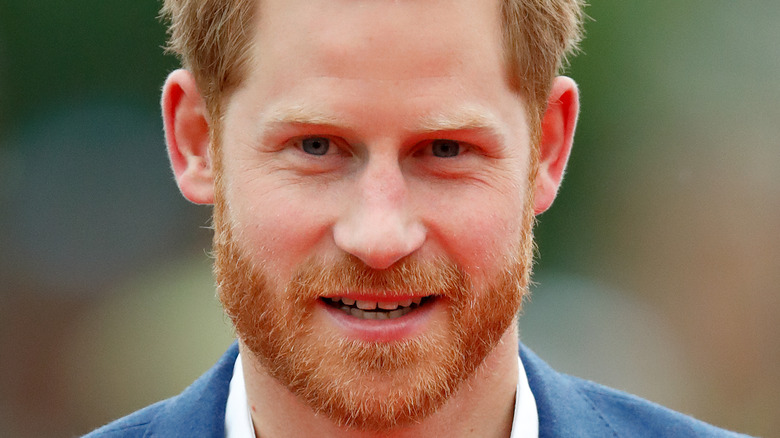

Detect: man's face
[214, 0, 536, 431]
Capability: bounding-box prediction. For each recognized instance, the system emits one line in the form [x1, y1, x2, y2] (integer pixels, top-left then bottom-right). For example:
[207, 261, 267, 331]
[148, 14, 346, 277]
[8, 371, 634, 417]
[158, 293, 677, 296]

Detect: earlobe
[533, 76, 579, 215]
[162, 69, 215, 205]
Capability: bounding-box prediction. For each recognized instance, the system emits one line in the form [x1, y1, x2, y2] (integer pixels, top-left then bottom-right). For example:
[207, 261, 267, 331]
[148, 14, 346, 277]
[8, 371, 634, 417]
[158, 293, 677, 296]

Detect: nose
[333, 155, 425, 270]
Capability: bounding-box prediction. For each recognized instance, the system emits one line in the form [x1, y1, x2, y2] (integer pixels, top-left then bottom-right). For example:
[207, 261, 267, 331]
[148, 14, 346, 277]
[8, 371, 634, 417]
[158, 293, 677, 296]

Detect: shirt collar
[511, 349, 539, 437]
[224, 352, 256, 438]
[226, 353, 538, 437]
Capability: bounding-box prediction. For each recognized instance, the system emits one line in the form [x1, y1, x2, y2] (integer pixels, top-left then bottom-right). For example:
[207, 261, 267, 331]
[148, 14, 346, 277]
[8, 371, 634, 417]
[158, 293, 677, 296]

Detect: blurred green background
[0, 1, 777, 436]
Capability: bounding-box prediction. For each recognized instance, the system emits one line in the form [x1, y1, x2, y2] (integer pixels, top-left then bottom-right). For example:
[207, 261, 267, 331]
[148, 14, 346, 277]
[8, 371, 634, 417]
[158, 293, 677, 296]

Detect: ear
[533, 76, 579, 215]
[161, 69, 215, 204]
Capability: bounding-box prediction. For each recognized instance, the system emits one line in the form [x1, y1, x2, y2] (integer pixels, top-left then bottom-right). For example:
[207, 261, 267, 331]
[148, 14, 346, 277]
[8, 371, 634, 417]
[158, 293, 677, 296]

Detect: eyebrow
[261, 103, 505, 141]
[415, 106, 505, 140]
[263, 103, 344, 127]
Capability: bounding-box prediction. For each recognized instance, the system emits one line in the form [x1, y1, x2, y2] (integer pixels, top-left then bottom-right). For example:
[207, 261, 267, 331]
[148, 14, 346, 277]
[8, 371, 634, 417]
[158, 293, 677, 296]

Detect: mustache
[286, 254, 470, 301]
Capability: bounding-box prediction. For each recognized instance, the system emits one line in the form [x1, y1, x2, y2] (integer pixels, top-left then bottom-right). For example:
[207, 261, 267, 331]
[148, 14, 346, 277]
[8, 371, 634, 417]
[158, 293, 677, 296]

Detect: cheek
[424, 189, 527, 281]
[227, 182, 337, 277]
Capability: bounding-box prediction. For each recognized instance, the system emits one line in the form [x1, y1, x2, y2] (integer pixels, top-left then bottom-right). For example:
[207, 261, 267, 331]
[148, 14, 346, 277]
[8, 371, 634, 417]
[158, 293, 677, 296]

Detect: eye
[300, 137, 331, 156]
[430, 139, 461, 158]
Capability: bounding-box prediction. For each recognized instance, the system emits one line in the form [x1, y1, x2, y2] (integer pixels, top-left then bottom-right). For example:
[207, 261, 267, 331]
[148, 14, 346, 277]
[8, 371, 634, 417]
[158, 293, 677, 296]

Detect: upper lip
[321, 293, 432, 302]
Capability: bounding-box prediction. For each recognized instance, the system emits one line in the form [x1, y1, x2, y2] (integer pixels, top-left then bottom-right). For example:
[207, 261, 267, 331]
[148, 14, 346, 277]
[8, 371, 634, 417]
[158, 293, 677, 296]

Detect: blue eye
[301, 137, 330, 155]
[431, 140, 460, 158]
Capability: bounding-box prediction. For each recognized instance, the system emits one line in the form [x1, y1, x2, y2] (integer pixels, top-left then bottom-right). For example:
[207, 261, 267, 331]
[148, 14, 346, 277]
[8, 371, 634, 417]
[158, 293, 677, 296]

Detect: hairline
[194, 0, 561, 127]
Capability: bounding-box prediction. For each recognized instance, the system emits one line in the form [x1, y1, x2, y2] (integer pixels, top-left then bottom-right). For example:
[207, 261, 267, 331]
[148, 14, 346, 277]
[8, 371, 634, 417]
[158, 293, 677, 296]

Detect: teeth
[356, 300, 377, 310]
[343, 306, 414, 320]
[333, 298, 424, 309]
[326, 296, 431, 320]
[388, 309, 405, 319]
[377, 301, 399, 310]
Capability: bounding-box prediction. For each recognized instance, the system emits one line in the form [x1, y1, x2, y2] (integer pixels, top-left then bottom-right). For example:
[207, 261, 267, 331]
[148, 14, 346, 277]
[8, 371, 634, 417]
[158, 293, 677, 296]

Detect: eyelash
[288, 135, 475, 160]
[290, 136, 346, 156]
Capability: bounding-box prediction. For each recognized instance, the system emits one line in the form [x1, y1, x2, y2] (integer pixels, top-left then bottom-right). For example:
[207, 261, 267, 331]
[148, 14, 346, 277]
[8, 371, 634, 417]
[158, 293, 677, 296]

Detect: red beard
[215, 224, 530, 431]
[210, 145, 536, 430]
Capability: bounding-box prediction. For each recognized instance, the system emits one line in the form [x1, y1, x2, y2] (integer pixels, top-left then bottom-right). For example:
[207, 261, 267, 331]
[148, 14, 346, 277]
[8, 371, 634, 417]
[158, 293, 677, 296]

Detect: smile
[321, 296, 435, 320]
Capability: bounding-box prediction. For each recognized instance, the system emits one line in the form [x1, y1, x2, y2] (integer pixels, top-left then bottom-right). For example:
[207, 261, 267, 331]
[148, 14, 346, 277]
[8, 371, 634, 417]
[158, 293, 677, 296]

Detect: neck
[240, 325, 520, 438]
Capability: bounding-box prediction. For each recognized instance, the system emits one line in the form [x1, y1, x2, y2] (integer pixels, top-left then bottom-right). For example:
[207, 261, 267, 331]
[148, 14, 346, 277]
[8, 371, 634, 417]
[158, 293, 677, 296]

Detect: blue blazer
[85, 342, 750, 437]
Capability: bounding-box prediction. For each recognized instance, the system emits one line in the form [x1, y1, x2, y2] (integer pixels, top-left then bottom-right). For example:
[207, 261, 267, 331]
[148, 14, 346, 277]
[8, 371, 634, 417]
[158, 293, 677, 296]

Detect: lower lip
[317, 298, 441, 343]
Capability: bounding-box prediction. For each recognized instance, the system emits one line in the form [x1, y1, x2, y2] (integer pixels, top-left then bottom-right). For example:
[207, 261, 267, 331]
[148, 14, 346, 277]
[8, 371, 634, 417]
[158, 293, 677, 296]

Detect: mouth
[320, 296, 436, 320]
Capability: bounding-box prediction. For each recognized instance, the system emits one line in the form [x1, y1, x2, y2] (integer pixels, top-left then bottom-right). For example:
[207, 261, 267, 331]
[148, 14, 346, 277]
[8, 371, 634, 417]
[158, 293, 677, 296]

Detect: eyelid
[290, 135, 351, 156]
[415, 138, 472, 157]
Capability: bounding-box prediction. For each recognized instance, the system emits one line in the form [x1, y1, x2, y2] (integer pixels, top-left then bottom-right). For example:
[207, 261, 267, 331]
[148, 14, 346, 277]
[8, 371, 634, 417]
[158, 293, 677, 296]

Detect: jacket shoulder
[563, 373, 750, 437]
[520, 343, 752, 437]
[82, 342, 239, 437]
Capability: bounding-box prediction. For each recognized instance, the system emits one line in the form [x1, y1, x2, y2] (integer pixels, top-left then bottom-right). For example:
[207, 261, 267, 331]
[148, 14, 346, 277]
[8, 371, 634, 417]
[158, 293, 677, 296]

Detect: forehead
[223, 0, 526, 142]
[253, 0, 505, 85]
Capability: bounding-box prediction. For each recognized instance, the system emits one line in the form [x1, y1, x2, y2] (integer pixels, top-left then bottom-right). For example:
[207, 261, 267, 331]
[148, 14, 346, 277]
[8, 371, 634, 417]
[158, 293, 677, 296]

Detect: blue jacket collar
[145, 342, 238, 437]
[520, 344, 616, 437]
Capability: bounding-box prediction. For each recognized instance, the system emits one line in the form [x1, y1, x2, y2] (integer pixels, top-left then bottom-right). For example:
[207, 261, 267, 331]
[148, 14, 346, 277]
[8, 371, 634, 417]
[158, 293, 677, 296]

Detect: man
[87, 0, 748, 436]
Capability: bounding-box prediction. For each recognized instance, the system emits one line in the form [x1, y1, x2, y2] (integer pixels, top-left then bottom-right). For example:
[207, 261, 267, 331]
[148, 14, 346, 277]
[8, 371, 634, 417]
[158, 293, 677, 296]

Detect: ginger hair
[161, 0, 584, 135]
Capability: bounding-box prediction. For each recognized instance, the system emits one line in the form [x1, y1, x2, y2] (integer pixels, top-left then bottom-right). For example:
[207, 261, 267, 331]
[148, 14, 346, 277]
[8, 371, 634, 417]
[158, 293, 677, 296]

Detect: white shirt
[225, 353, 538, 438]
